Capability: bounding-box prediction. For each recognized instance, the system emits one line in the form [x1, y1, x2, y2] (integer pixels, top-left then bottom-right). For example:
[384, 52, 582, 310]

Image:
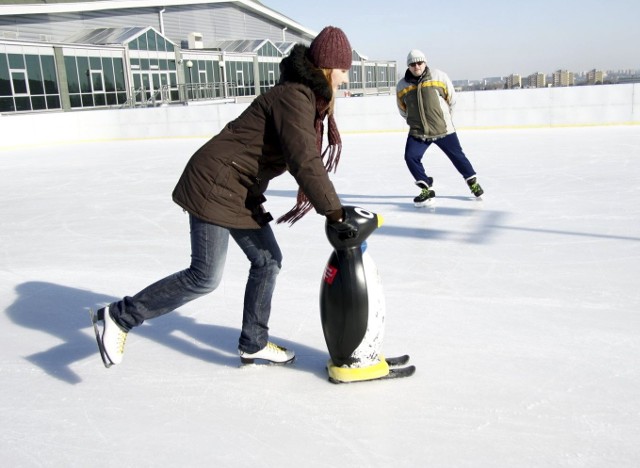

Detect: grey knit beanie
[406, 49, 426, 66]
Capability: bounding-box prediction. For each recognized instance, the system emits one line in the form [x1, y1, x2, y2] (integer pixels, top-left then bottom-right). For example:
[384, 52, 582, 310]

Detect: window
[349, 67, 362, 90]
[128, 32, 179, 104]
[11, 70, 28, 94]
[91, 70, 104, 92]
[257, 61, 279, 95]
[64, 52, 127, 109]
[0, 49, 61, 113]
[226, 60, 255, 97]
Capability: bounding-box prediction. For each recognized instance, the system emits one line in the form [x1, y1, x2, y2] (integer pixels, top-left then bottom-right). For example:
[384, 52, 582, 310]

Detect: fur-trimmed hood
[279, 44, 333, 103]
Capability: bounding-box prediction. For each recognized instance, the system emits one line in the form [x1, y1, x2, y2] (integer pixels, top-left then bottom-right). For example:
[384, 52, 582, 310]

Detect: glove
[327, 209, 359, 240]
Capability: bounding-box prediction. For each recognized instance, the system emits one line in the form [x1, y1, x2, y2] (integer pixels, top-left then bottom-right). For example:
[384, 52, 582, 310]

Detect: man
[396, 49, 484, 206]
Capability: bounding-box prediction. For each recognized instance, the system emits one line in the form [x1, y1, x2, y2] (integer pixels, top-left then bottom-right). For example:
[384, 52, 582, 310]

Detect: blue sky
[262, 0, 640, 80]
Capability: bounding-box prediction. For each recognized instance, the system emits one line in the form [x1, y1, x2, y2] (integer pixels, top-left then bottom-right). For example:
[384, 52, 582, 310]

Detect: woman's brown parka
[172, 45, 343, 229]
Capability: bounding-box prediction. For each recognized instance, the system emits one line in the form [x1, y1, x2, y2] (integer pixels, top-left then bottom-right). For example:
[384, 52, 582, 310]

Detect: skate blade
[240, 356, 295, 366]
[90, 309, 113, 369]
[414, 199, 434, 208]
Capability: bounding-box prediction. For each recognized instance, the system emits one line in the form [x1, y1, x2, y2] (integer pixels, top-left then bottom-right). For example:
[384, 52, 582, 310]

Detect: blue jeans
[404, 132, 476, 183]
[109, 214, 283, 353]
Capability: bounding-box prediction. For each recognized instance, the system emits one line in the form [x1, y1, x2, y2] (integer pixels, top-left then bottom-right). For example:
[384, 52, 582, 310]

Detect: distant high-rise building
[506, 74, 522, 89]
[552, 70, 575, 87]
[526, 72, 546, 88]
[586, 69, 606, 85]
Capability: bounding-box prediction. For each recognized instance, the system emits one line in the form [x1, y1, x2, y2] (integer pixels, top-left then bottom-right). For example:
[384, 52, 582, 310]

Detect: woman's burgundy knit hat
[308, 26, 352, 70]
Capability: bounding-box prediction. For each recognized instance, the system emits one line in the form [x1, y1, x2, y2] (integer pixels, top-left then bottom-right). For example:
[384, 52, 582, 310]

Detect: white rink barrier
[336, 83, 640, 133]
[1, 83, 639, 149]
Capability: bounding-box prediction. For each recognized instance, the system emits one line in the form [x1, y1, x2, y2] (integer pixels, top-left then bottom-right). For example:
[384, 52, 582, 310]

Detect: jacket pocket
[231, 160, 259, 188]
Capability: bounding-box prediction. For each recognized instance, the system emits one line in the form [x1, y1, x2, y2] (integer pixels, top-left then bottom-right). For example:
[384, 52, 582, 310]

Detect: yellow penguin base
[327, 355, 390, 383]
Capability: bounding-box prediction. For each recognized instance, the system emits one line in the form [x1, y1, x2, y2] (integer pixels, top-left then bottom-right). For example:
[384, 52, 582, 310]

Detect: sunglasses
[409, 61, 425, 67]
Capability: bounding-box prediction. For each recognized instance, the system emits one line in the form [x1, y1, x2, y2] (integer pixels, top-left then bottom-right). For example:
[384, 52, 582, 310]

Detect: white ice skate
[239, 342, 295, 365]
[90, 306, 128, 368]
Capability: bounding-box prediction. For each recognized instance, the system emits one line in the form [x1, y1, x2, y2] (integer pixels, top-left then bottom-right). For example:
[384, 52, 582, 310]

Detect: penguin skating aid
[320, 206, 415, 383]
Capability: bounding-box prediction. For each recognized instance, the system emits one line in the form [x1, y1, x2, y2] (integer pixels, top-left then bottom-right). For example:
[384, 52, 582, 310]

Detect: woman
[92, 26, 359, 368]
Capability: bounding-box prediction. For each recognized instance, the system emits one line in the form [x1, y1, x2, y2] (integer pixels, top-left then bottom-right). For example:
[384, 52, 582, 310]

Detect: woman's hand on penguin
[327, 208, 359, 240]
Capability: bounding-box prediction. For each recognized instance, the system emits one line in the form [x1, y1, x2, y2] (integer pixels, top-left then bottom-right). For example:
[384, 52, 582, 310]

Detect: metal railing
[120, 86, 171, 108]
[120, 82, 240, 108]
[119, 82, 395, 108]
[180, 82, 237, 101]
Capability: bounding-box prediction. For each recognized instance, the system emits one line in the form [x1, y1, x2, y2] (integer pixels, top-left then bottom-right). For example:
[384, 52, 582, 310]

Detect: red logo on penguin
[323, 264, 338, 285]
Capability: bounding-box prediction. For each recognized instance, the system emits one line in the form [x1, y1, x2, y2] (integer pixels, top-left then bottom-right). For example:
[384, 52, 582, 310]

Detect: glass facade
[225, 60, 255, 97]
[342, 48, 396, 95]
[258, 61, 279, 95]
[257, 41, 281, 95]
[183, 56, 223, 99]
[0, 27, 395, 113]
[64, 51, 127, 108]
[128, 28, 178, 103]
[0, 46, 61, 113]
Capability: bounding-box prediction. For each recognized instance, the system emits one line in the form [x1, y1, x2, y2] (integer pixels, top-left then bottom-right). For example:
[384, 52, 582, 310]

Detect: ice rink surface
[1, 126, 639, 467]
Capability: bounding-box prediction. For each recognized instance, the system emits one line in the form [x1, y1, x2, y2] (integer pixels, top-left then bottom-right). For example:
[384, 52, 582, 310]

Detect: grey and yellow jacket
[396, 67, 456, 140]
[172, 44, 342, 229]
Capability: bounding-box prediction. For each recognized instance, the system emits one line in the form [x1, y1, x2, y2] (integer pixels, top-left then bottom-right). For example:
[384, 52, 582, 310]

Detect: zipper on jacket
[417, 75, 429, 133]
[231, 160, 261, 184]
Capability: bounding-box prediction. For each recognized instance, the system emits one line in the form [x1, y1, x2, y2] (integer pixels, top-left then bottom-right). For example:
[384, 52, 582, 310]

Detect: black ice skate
[466, 176, 484, 198]
[414, 179, 435, 207]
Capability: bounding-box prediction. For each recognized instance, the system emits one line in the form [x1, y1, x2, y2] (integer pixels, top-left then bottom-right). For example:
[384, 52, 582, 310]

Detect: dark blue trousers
[404, 132, 476, 184]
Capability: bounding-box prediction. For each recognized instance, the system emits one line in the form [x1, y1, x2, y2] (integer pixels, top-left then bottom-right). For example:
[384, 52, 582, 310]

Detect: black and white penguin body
[320, 206, 388, 381]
